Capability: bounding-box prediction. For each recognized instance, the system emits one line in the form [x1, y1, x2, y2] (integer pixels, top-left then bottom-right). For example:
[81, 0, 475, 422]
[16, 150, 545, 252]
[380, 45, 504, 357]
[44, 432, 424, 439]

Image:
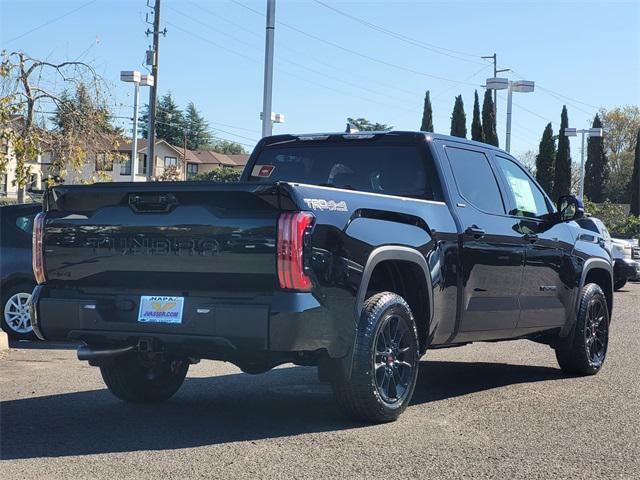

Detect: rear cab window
[444, 146, 505, 214]
[248, 142, 441, 200]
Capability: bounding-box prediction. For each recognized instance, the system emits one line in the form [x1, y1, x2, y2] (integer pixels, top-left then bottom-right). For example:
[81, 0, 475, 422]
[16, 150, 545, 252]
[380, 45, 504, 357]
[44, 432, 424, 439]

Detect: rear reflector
[277, 212, 314, 291]
[32, 212, 46, 284]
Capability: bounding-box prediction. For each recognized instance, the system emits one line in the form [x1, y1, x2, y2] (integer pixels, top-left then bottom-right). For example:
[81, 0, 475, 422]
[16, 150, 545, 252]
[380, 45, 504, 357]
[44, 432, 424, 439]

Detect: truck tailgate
[42, 182, 287, 296]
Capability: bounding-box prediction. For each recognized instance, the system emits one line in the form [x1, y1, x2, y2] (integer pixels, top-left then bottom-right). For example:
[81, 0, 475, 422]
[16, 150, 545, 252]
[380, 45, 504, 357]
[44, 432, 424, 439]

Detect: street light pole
[564, 127, 603, 201]
[486, 77, 534, 153]
[121, 72, 154, 182]
[261, 0, 276, 138]
[505, 81, 513, 153]
[131, 81, 140, 182]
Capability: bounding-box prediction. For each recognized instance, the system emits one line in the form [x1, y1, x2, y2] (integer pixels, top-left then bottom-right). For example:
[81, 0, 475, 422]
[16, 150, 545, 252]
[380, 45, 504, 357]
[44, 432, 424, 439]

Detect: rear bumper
[30, 285, 353, 358]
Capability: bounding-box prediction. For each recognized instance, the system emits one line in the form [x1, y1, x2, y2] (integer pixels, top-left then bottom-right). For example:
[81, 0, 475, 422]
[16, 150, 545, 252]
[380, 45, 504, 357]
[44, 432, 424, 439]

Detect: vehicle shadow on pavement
[0, 360, 562, 459]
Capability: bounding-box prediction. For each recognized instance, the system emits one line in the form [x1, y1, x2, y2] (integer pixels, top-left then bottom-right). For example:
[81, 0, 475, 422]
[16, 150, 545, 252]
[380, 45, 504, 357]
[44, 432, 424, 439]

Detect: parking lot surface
[2, 282, 639, 479]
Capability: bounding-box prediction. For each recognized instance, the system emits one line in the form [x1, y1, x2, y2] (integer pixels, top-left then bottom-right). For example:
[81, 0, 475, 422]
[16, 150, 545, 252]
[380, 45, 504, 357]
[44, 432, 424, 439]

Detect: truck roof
[260, 130, 505, 154]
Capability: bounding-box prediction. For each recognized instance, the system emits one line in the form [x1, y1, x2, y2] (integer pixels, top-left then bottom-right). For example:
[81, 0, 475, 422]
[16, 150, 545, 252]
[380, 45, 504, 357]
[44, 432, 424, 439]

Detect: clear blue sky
[2, 0, 639, 158]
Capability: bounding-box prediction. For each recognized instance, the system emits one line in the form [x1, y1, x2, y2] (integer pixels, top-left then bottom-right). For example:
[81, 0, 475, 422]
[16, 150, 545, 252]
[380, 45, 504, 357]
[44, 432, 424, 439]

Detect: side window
[15, 214, 36, 234]
[495, 156, 550, 219]
[445, 146, 505, 214]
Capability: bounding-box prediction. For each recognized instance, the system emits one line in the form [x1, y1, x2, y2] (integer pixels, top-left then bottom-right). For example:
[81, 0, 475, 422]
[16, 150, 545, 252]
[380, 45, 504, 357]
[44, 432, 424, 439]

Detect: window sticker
[252, 164, 275, 177]
[505, 171, 537, 215]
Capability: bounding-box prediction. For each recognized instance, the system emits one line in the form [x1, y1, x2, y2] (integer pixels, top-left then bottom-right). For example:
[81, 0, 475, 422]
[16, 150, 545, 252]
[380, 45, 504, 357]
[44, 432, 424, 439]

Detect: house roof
[113, 138, 249, 167]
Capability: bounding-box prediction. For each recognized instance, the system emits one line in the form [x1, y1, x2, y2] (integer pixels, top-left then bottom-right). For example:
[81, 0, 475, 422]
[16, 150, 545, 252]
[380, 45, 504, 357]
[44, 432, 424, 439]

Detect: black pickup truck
[31, 131, 613, 422]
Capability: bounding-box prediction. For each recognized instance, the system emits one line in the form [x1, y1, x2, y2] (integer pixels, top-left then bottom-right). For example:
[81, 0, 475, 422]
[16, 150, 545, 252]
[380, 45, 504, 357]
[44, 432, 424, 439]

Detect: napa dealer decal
[138, 296, 184, 324]
[303, 198, 348, 212]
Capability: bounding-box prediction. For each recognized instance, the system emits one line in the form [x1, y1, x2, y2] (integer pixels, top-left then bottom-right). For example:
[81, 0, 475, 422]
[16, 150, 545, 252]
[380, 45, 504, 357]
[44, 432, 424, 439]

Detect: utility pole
[145, 0, 166, 180]
[261, 0, 276, 138]
[481, 53, 509, 117]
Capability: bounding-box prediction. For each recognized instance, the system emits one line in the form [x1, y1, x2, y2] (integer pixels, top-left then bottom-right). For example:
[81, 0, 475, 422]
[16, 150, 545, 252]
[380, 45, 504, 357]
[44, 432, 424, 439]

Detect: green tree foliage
[631, 129, 640, 216]
[481, 90, 498, 146]
[184, 102, 211, 150]
[155, 93, 185, 146]
[206, 139, 246, 155]
[450, 95, 466, 138]
[552, 106, 571, 201]
[535, 123, 556, 196]
[584, 114, 608, 203]
[347, 117, 392, 131]
[420, 90, 434, 132]
[193, 167, 241, 182]
[583, 198, 640, 238]
[471, 90, 483, 142]
[599, 106, 640, 202]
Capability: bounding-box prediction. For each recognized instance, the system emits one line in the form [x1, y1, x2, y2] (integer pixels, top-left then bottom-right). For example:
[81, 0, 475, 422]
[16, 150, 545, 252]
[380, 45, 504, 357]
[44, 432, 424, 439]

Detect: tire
[614, 277, 626, 291]
[555, 283, 610, 376]
[1, 282, 36, 341]
[332, 292, 420, 423]
[100, 353, 189, 403]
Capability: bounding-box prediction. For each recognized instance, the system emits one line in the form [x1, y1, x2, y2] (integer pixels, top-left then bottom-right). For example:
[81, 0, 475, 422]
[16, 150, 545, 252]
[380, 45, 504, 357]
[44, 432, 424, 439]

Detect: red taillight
[277, 212, 314, 291]
[32, 212, 46, 284]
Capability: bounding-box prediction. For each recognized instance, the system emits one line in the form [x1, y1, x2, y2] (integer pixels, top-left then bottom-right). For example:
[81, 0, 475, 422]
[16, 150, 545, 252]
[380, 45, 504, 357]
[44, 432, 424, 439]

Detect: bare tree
[1, 51, 120, 201]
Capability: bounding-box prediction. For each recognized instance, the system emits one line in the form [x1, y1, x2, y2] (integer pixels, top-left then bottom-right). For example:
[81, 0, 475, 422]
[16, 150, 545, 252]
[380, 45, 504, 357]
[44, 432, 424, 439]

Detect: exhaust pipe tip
[77, 344, 136, 362]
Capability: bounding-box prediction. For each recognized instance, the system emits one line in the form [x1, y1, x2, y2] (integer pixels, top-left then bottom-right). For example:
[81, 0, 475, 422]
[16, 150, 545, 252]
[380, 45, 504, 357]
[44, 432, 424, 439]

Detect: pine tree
[584, 114, 608, 202]
[450, 95, 466, 138]
[535, 123, 556, 196]
[471, 90, 483, 142]
[481, 89, 498, 146]
[155, 93, 185, 146]
[552, 105, 572, 201]
[185, 102, 212, 150]
[631, 129, 640, 216]
[420, 90, 434, 132]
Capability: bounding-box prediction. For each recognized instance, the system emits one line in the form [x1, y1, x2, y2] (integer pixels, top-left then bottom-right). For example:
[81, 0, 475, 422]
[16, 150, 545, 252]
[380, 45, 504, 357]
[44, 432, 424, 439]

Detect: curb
[0, 331, 9, 352]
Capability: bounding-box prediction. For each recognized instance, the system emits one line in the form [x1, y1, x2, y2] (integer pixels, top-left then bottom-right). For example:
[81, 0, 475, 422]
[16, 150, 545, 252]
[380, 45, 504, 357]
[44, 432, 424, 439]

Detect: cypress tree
[631, 129, 640, 216]
[481, 89, 498, 146]
[420, 90, 434, 132]
[552, 105, 572, 201]
[450, 95, 467, 138]
[584, 114, 607, 202]
[471, 90, 483, 142]
[535, 123, 556, 196]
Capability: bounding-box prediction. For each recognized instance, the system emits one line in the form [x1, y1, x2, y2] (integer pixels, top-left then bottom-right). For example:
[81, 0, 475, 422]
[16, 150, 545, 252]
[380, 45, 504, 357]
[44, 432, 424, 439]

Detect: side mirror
[557, 195, 584, 222]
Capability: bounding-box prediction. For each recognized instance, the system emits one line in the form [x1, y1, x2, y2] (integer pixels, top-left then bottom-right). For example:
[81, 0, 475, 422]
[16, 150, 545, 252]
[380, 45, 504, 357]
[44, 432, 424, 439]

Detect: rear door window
[249, 144, 436, 199]
[445, 146, 505, 214]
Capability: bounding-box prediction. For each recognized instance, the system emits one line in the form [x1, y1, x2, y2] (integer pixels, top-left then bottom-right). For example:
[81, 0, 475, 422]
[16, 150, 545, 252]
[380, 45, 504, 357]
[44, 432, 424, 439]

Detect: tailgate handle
[129, 193, 178, 213]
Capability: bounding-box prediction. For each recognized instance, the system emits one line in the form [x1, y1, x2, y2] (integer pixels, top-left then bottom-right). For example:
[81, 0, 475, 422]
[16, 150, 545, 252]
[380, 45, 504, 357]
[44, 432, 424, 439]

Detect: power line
[3, 0, 98, 45]
[188, 0, 424, 100]
[229, 0, 483, 87]
[311, 0, 485, 65]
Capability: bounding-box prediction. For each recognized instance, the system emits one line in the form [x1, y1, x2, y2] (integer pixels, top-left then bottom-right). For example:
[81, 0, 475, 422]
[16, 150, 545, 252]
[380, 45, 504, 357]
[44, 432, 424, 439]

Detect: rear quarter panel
[284, 183, 460, 344]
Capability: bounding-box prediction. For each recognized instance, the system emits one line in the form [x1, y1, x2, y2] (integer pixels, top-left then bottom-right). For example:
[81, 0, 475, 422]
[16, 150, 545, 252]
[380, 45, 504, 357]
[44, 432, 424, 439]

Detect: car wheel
[1, 283, 36, 340]
[614, 277, 626, 291]
[332, 292, 419, 423]
[100, 353, 189, 403]
[555, 283, 609, 376]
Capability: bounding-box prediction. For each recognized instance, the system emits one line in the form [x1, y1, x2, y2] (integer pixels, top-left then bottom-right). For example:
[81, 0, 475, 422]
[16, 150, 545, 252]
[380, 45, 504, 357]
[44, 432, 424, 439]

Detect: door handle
[465, 225, 486, 239]
[523, 233, 539, 243]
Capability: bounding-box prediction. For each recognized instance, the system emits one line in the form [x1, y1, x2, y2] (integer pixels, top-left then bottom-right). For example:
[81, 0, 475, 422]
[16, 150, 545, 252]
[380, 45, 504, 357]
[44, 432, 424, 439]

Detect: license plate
[138, 296, 184, 324]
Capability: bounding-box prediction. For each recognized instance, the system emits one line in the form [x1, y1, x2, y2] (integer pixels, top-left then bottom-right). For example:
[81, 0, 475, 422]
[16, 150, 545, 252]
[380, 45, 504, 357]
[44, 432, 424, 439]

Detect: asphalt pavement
[1, 282, 639, 479]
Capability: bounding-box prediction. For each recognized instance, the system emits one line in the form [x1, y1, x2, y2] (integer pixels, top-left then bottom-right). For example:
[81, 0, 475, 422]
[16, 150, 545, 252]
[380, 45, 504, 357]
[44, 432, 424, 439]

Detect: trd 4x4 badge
[303, 198, 348, 212]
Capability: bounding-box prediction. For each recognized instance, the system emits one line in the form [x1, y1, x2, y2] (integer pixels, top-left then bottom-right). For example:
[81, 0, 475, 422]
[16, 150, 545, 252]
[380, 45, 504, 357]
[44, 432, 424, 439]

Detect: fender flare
[354, 245, 434, 330]
[335, 245, 434, 380]
[562, 257, 613, 336]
